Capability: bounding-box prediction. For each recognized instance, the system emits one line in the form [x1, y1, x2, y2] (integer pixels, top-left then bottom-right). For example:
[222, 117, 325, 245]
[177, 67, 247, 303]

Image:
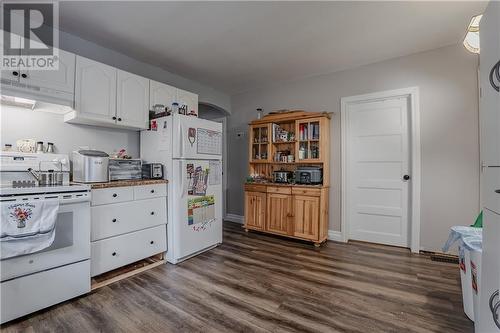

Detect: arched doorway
[199, 102, 230, 220]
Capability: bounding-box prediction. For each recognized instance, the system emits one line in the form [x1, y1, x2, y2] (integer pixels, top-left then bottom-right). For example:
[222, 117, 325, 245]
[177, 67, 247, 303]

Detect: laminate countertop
[85, 179, 168, 189]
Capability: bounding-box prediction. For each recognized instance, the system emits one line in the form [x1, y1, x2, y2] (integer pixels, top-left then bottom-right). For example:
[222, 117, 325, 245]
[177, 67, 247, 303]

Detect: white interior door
[346, 97, 410, 247]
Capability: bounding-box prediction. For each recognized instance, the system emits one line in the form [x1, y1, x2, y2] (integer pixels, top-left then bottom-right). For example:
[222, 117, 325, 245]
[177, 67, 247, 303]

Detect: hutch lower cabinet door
[292, 195, 320, 240]
[266, 193, 292, 235]
[244, 191, 266, 230]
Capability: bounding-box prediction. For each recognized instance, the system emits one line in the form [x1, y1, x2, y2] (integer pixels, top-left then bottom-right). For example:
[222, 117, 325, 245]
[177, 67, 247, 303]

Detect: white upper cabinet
[479, 2, 500, 166]
[0, 32, 75, 105]
[73, 56, 117, 125]
[117, 70, 149, 129]
[150, 80, 176, 111]
[176, 88, 198, 116]
[0, 31, 21, 83]
[21, 49, 75, 94]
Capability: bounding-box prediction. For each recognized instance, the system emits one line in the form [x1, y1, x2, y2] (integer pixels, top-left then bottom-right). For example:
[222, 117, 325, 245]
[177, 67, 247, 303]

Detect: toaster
[142, 163, 163, 179]
[295, 166, 323, 185]
[72, 150, 109, 183]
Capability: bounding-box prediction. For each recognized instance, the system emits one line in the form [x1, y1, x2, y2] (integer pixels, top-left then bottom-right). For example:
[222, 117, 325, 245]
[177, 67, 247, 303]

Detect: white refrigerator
[477, 1, 500, 332]
[141, 114, 223, 264]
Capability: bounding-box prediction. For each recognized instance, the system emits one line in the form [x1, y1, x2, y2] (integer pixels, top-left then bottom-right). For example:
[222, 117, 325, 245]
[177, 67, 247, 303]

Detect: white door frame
[341, 87, 421, 253]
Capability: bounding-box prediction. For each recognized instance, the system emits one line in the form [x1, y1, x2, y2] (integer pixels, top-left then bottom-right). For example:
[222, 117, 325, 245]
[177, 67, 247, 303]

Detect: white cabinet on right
[150, 80, 177, 111]
[176, 88, 198, 116]
[479, 1, 500, 167]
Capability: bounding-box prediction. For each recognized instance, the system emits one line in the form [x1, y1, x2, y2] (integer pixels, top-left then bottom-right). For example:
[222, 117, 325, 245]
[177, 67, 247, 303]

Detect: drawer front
[91, 187, 133, 206]
[134, 184, 167, 200]
[267, 186, 291, 195]
[483, 167, 500, 213]
[291, 187, 321, 197]
[1, 260, 90, 324]
[91, 197, 167, 241]
[244, 184, 266, 193]
[91, 225, 167, 277]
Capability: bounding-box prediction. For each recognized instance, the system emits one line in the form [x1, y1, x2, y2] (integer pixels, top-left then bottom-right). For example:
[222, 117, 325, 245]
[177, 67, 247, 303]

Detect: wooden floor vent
[428, 252, 459, 264]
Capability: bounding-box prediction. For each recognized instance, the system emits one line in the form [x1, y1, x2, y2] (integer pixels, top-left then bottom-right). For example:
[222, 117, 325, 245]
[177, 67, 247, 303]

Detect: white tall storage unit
[477, 1, 500, 332]
[141, 114, 223, 264]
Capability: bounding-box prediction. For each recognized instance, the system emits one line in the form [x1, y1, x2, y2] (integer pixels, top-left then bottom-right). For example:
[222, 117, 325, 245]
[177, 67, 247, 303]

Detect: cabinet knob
[12, 71, 18, 76]
[112, 116, 117, 120]
[112, 193, 117, 197]
[150, 241, 154, 245]
[112, 252, 117, 256]
[150, 189, 155, 193]
[112, 218, 117, 223]
[150, 211, 155, 215]
[21, 73, 27, 78]
[403, 175, 410, 181]
[118, 118, 122, 122]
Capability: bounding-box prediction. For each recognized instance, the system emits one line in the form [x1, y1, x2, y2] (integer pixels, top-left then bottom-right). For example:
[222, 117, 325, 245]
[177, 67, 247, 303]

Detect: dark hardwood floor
[2, 222, 472, 333]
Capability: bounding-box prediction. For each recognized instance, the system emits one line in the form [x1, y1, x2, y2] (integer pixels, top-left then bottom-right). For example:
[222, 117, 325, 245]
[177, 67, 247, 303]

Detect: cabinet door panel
[22, 49, 75, 94]
[480, 2, 500, 166]
[150, 80, 176, 111]
[0, 32, 21, 83]
[75, 56, 116, 124]
[117, 70, 149, 129]
[293, 195, 320, 240]
[245, 191, 266, 230]
[266, 193, 291, 235]
[176, 88, 198, 115]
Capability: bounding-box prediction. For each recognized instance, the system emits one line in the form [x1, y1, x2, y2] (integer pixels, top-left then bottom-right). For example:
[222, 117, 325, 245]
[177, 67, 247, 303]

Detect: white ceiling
[60, 1, 487, 94]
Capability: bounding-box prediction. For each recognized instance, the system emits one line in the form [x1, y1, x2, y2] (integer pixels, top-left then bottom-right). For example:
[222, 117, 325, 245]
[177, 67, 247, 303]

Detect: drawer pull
[112, 252, 117, 256]
[150, 241, 154, 245]
[150, 211, 155, 215]
[150, 189, 155, 193]
[112, 218, 117, 223]
[112, 193, 118, 198]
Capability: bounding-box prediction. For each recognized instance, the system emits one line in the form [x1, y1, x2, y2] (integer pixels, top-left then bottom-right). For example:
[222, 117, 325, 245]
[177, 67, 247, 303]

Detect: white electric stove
[0, 152, 91, 324]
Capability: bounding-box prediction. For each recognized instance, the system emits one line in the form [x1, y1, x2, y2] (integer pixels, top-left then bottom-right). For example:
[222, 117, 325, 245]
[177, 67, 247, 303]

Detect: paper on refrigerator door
[187, 195, 215, 231]
[186, 163, 209, 196]
[209, 160, 222, 186]
[197, 128, 222, 155]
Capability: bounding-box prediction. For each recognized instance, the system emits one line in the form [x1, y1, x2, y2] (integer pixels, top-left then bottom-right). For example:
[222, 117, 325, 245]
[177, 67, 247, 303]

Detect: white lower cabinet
[91, 197, 166, 241]
[91, 225, 167, 277]
[90, 184, 167, 277]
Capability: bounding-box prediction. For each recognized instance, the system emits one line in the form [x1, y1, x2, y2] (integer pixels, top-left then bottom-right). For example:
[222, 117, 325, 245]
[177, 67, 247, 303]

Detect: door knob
[403, 175, 411, 181]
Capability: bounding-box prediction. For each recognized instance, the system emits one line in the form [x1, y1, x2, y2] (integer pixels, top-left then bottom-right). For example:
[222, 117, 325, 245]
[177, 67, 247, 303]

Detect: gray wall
[228, 44, 479, 253]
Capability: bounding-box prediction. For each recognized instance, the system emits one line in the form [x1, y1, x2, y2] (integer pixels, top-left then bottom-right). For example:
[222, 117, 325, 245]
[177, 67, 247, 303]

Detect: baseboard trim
[328, 230, 344, 242]
[225, 214, 244, 224]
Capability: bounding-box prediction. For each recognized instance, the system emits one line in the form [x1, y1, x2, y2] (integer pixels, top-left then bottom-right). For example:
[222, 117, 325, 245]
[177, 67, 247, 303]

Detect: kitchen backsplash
[0, 105, 139, 157]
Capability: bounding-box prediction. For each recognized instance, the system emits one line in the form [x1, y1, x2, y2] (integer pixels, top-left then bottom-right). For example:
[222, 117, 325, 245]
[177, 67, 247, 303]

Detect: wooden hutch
[244, 110, 331, 246]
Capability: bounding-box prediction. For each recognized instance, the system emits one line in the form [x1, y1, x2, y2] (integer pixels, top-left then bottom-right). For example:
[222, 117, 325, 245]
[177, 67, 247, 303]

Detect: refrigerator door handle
[179, 160, 187, 198]
[179, 123, 185, 159]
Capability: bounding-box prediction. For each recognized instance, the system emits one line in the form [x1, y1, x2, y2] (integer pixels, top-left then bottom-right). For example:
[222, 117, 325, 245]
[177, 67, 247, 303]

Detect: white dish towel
[1, 200, 59, 259]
